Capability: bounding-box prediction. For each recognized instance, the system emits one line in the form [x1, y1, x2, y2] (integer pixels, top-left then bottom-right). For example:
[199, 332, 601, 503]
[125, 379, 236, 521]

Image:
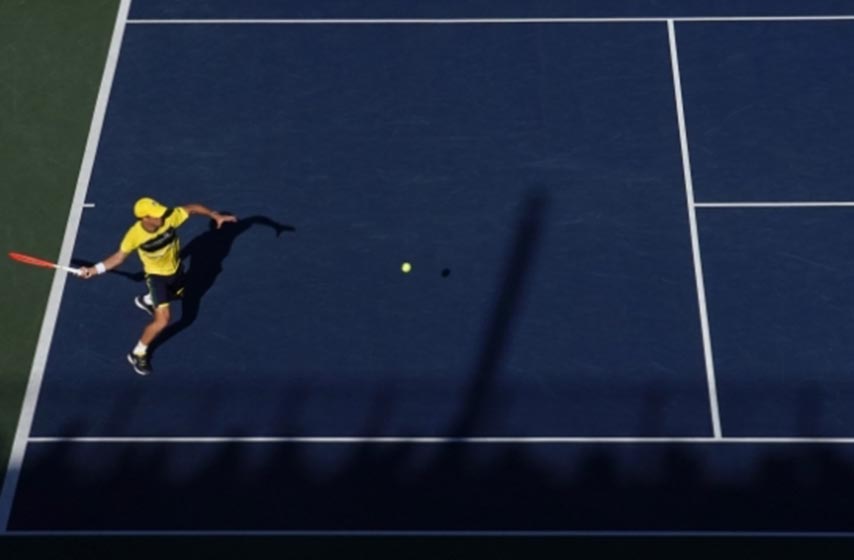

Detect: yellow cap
[133, 197, 168, 219]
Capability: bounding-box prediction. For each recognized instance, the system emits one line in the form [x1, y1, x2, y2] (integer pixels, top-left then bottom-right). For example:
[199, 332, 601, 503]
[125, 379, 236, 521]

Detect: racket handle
[59, 265, 82, 276]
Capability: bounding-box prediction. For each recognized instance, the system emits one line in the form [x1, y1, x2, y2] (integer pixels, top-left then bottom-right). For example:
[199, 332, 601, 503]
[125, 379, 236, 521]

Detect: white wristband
[95, 262, 106, 275]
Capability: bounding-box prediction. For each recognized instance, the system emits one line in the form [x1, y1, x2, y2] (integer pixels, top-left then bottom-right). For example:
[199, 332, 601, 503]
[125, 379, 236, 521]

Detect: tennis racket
[8, 252, 82, 276]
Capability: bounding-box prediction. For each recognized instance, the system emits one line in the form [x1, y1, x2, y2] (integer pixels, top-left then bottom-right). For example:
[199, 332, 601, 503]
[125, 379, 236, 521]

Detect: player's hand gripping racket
[8, 252, 82, 276]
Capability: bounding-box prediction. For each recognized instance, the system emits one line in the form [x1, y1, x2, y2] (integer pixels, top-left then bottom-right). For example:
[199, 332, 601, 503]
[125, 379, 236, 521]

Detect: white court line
[697, 201, 854, 208]
[27, 436, 854, 444]
[126, 15, 854, 24]
[0, 0, 133, 532]
[668, 21, 722, 439]
[7, 530, 854, 537]
[83, 203, 96, 208]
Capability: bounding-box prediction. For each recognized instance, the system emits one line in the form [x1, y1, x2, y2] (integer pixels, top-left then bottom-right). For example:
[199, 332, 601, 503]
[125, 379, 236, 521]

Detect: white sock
[133, 341, 148, 356]
[143, 293, 153, 306]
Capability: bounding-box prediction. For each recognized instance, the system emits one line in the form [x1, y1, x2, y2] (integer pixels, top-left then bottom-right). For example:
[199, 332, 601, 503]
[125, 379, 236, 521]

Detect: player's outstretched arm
[183, 204, 238, 229]
[80, 250, 129, 279]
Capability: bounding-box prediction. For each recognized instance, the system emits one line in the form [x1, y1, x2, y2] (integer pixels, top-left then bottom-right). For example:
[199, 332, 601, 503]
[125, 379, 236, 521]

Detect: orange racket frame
[8, 252, 82, 276]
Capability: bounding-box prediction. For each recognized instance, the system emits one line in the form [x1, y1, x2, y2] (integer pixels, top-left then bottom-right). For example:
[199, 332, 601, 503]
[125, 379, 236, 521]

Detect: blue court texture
[9, 0, 854, 533]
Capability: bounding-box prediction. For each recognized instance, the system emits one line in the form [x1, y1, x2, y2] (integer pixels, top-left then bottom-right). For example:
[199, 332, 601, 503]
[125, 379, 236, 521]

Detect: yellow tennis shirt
[120, 206, 190, 275]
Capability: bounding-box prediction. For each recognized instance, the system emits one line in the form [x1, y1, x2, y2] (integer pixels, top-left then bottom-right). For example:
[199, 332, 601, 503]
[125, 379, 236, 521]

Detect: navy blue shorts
[145, 267, 185, 308]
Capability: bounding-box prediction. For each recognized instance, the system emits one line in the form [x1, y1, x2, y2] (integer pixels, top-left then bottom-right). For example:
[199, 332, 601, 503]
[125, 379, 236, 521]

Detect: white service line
[26, 436, 854, 444]
[0, 0, 133, 532]
[697, 201, 854, 208]
[125, 15, 854, 24]
[667, 20, 722, 439]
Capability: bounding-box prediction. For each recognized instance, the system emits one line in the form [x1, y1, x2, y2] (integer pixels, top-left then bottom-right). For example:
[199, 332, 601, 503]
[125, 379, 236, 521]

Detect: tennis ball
[401, 262, 412, 273]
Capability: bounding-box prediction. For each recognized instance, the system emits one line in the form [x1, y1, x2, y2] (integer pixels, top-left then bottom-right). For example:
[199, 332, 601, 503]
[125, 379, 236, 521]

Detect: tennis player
[80, 197, 237, 375]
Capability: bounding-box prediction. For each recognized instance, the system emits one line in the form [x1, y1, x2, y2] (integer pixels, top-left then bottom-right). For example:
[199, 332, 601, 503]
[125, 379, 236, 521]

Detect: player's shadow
[149, 214, 295, 357]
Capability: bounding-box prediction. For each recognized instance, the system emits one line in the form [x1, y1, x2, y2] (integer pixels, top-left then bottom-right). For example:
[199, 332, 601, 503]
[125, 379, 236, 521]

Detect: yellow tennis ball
[401, 262, 412, 273]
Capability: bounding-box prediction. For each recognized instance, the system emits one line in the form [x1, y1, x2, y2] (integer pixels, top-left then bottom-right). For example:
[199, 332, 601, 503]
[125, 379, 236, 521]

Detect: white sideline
[667, 20, 722, 438]
[0, 0, 133, 532]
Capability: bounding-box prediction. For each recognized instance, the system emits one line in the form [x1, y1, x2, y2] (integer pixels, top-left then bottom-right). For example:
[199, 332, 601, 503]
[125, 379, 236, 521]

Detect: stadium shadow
[13, 196, 854, 536]
[10, 400, 854, 533]
[449, 188, 548, 437]
[149, 215, 295, 357]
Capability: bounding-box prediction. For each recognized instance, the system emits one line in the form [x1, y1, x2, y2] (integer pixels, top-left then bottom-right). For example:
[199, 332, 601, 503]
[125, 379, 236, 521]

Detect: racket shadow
[148, 214, 295, 358]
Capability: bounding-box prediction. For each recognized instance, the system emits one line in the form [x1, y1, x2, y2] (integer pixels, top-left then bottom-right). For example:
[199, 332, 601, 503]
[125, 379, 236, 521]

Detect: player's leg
[128, 305, 170, 376]
[141, 305, 171, 345]
[128, 274, 172, 375]
[134, 275, 156, 316]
